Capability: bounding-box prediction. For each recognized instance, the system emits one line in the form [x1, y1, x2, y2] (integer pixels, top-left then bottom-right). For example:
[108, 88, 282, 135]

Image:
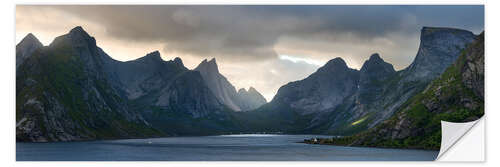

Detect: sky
[15, 5, 484, 101]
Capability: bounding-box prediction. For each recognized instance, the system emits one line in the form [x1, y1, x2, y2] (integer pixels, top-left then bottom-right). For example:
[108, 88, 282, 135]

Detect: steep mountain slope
[336, 32, 484, 150]
[101, 50, 226, 119]
[357, 53, 397, 104]
[103, 51, 187, 100]
[16, 33, 43, 68]
[403, 27, 477, 82]
[16, 27, 161, 142]
[194, 58, 267, 111]
[270, 58, 360, 115]
[194, 58, 242, 111]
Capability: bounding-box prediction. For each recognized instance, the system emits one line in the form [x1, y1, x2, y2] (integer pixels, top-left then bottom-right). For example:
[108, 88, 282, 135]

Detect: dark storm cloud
[45, 5, 483, 62]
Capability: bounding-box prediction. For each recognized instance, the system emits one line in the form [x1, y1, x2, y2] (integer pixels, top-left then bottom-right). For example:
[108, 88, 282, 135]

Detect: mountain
[243, 27, 477, 135]
[16, 26, 482, 143]
[16, 33, 43, 68]
[229, 58, 360, 133]
[316, 27, 477, 135]
[336, 32, 484, 150]
[236, 87, 267, 111]
[16, 27, 252, 141]
[194, 58, 267, 111]
[357, 53, 396, 104]
[16, 27, 161, 142]
[101, 50, 244, 136]
[270, 58, 360, 115]
[194, 58, 242, 111]
[402, 27, 476, 82]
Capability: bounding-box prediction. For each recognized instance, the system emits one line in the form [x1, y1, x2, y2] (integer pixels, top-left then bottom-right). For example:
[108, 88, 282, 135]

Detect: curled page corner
[436, 119, 481, 160]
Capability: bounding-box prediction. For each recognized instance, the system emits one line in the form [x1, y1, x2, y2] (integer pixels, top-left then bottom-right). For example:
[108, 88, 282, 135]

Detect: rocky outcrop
[462, 33, 484, 100]
[16, 33, 43, 69]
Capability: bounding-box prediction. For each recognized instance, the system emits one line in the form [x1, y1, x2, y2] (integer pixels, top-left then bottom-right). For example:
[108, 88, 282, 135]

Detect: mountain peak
[237, 86, 267, 109]
[195, 58, 219, 73]
[318, 57, 348, 73]
[362, 53, 393, 69]
[68, 26, 91, 38]
[420, 26, 474, 41]
[360, 53, 395, 81]
[50, 26, 96, 48]
[238, 88, 247, 94]
[16, 33, 44, 68]
[368, 53, 382, 61]
[135, 51, 163, 62]
[146, 50, 162, 59]
[404, 27, 476, 82]
[18, 33, 43, 48]
[70, 26, 85, 33]
[173, 57, 183, 66]
[325, 57, 347, 67]
[209, 57, 216, 63]
[248, 87, 258, 92]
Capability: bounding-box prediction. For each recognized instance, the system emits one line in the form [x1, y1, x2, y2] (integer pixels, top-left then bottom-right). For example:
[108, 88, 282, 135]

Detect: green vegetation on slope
[16, 40, 162, 141]
[308, 33, 484, 150]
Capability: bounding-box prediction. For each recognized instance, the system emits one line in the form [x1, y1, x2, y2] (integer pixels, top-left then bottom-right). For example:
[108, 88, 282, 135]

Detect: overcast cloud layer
[16, 5, 484, 100]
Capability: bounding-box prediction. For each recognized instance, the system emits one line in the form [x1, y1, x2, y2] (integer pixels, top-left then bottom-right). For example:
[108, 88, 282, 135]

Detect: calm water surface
[17, 134, 438, 161]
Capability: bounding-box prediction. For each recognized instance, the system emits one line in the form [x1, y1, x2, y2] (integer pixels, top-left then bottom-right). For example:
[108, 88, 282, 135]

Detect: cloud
[219, 55, 320, 101]
[16, 5, 484, 99]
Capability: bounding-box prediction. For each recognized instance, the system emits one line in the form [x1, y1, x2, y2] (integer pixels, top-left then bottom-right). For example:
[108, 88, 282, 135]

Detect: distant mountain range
[233, 27, 479, 136]
[16, 26, 484, 149]
[16, 26, 265, 141]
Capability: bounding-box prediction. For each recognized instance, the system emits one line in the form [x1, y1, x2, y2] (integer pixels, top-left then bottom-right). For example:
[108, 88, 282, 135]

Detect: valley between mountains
[16, 26, 484, 150]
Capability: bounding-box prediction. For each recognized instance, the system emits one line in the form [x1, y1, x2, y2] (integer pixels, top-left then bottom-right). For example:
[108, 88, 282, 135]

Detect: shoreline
[15, 133, 323, 143]
[301, 137, 440, 151]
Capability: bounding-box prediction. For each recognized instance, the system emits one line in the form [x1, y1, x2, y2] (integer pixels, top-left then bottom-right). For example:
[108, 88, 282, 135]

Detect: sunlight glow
[278, 54, 324, 66]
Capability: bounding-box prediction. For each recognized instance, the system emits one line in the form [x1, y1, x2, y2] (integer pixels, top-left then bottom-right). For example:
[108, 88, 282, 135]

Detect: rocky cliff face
[270, 58, 360, 115]
[347, 32, 484, 150]
[194, 58, 242, 111]
[16, 27, 161, 142]
[16, 33, 43, 69]
[403, 27, 476, 82]
[102, 51, 187, 100]
[357, 53, 396, 104]
[194, 58, 267, 111]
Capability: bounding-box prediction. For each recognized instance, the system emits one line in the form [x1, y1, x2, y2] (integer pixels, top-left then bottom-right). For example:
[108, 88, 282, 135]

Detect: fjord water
[17, 134, 438, 161]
